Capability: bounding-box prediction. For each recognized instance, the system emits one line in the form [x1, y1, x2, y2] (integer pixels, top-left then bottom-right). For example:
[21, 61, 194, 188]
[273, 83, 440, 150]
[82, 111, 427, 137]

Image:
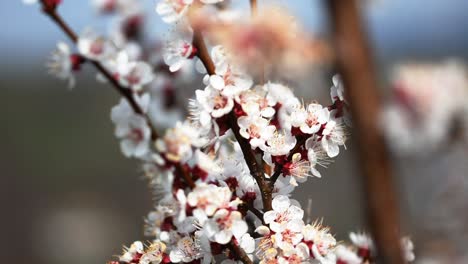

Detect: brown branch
[229, 241, 254, 264]
[192, 30, 215, 75]
[190, 26, 271, 264]
[39, 2, 159, 140]
[227, 113, 272, 211]
[246, 202, 265, 225]
[175, 164, 195, 189]
[249, 0, 258, 16]
[326, 1, 404, 263]
[191, 27, 272, 212]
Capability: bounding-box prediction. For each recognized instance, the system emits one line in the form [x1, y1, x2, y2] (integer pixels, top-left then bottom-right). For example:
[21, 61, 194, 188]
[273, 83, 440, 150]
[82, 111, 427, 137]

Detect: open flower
[111, 96, 151, 158]
[117, 60, 154, 92]
[207, 65, 253, 97]
[321, 119, 346, 158]
[300, 104, 329, 134]
[120, 241, 144, 263]
[238, 114, 276, 149]
[140, 242, 166, 264]
[282, 153, 313, 186]
[205, 45, 253, 97]
[163, 40, 196, 72]
[302, 223, 336, 260]
[236, 88, 276, 118]
[113, 114, 151, 158]
[187, 184, 233, 218]
[111, 51, 154, 91]
[47, 42, 82, 89]
[274, 219, 304, 252]
[204, 209, 248, 244]
[169, 236, 203, 263]
[196, 86, 234, 118]
[262, 131, 297, 157]
[77, 29, 116, 61]
[264, 195, 304, 232]
[278, 243, 310, 264]
[155, 122, 195, 163]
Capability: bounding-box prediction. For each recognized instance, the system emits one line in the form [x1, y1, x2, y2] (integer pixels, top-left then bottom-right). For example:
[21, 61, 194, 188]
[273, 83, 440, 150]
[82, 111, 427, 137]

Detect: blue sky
[2, 0, 468, 69]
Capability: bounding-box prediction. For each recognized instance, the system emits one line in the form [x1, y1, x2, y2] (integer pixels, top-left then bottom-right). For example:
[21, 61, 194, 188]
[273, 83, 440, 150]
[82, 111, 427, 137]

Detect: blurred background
[2, 0, 468, 263]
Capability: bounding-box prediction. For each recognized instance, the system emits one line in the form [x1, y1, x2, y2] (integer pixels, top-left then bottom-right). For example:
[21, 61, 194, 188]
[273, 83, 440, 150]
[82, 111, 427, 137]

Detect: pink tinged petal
[263, 211, 277, 224]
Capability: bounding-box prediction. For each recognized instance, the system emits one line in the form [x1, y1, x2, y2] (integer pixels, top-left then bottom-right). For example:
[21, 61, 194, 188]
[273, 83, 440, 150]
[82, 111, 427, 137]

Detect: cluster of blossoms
[26, 0, 417, 263]
[381, 60, 468, 155]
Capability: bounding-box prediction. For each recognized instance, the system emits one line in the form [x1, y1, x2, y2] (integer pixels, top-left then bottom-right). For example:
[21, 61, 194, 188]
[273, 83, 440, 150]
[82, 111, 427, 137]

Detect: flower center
[249, 124, 261, 138]
[126, 70, 141, 85]
[90, 40, 104, 55]
[213, 95, 228, 110]
[129, 128, 143, 142]
[305, 114, 318, 127]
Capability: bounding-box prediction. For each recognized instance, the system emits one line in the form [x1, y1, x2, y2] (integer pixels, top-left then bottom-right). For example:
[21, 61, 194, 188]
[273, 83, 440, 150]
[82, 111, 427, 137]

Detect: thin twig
[326, 1, 404, 263]
[39, 3, 159, 140]
[246, 202, 265, 225]
[192, 30, 215, 75]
